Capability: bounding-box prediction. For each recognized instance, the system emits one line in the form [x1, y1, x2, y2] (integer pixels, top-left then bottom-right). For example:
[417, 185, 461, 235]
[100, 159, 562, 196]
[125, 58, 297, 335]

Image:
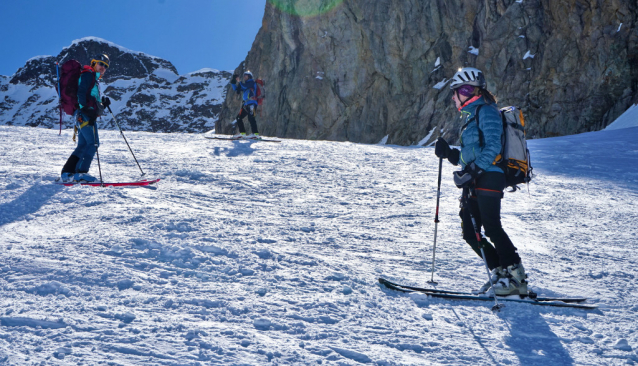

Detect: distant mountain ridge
[0, 37, 231, 133]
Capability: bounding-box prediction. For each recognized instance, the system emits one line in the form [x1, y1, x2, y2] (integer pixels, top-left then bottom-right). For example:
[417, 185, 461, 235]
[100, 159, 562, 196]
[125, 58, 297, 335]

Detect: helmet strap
[455, 90, 468, 105]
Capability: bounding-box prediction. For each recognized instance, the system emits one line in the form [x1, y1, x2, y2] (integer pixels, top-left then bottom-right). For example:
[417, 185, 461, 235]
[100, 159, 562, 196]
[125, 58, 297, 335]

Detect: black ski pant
[460, 172, 521, 270]
[236, 104, 259, 135]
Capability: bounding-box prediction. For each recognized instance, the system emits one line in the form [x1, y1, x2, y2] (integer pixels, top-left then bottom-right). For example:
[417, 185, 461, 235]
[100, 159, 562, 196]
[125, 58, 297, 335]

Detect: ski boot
[60, 172, 74, 183]
[493, 263, 528, 296]
[74, 173, 97, 183]
[232, 133, 246, 140]
[475, 266, 505, 294]
[246, 133, 261, 140]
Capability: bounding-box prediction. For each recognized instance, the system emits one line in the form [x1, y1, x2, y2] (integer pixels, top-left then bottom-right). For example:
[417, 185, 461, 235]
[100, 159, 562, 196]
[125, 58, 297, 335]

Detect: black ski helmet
[91, 54, 110, 68]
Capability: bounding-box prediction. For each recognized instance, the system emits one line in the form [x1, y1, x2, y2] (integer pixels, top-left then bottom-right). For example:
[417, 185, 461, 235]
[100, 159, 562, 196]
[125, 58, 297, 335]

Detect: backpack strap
[474, 105, 485, 147]
[461, 105, 485, 147]
[471, 104, 506, 166]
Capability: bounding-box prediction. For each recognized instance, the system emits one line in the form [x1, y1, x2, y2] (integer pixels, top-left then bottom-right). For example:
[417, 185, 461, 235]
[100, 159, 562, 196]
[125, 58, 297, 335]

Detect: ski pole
[92, 125, 104, 187]
[107, 105, 145, 176]
[428, 157, 443, 284]
[463, 190, 503, 311]
[56, 62, 62, 135]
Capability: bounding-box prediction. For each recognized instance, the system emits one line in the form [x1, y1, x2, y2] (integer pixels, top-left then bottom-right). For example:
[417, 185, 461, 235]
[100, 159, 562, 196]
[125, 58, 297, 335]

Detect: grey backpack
[475, 105, 533, 191]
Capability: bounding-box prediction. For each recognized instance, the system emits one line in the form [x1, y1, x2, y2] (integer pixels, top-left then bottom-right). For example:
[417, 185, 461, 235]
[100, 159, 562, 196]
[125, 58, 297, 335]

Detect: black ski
[379, 278, 586, 302]
[379, 278, 597, 310]
[205, 135, 281, 143]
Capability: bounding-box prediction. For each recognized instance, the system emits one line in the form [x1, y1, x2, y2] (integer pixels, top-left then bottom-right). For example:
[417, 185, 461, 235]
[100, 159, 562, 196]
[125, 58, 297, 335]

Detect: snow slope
[0, 123, 637, 365]
[605, 102, 638, 131]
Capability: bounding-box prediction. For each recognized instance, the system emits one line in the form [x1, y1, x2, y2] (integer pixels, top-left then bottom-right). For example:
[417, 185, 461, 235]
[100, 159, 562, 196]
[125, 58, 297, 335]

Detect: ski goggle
[93, 60, 109, 69]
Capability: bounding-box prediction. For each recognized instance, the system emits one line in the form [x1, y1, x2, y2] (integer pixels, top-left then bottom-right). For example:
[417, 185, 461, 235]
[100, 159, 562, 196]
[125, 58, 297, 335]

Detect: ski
[379, 278, 586, 302]
[205, 135, 281, 143]
[379, 278, 597, 309]
[56, 178, 161, 187]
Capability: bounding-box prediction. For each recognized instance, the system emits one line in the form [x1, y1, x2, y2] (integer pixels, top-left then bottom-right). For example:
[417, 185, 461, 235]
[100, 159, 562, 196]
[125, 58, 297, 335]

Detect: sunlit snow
[0, 112, 637, 363]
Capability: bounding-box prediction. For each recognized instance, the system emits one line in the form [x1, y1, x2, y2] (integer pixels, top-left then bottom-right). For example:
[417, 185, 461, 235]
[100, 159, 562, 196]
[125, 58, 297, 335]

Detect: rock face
[218, 0, 638, 145]
[0, 37, 230, 133]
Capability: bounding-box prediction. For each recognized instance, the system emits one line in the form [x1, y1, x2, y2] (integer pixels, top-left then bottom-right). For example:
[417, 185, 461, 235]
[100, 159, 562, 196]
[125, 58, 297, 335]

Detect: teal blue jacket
[458, 97, 503, 173]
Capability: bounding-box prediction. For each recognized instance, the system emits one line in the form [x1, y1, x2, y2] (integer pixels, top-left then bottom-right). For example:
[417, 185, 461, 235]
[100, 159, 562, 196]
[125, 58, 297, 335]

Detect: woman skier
[434, 67, 529, 296]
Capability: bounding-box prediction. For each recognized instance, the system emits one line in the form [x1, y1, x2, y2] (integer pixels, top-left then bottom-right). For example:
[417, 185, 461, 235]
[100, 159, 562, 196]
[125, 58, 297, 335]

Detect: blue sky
[0, 0, 266, 76]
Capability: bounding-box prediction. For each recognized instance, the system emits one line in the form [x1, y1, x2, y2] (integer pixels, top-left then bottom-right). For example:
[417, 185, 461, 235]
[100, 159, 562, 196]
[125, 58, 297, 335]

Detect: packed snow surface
[1, 123, 638, 365]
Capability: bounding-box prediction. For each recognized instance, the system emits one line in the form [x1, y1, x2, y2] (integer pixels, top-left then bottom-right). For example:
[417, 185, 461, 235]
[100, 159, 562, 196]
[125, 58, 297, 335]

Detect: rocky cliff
[0, 37, 230, 133]
[218, 0, 638, 145]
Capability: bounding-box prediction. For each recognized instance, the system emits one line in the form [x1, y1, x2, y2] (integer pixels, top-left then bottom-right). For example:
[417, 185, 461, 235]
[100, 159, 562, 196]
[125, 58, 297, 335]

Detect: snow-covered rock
[0, 37, 231, 133]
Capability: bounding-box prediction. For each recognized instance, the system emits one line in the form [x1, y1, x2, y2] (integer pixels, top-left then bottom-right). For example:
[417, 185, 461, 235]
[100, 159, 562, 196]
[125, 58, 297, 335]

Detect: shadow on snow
[212, 140, 257, 158]
[0, 183, 63, 227]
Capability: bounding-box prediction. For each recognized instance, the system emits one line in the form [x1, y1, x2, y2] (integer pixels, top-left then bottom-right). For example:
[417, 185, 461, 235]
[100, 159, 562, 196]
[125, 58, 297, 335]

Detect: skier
[230, 71, 260, 139]
[59, 54, 111, 182]
[434, 67, 529, 296]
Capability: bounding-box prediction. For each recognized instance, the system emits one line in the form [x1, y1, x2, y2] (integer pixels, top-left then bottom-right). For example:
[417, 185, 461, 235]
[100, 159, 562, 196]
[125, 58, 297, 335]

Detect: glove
[434, 137, 451, 158]
[448, 148, 460, 166]
[102, 97, 111, 109]
[453, 162, 484, 188]
[81, 107, 98, 124]
[231, 74, 238, 84]
[435, 137, 461, 165]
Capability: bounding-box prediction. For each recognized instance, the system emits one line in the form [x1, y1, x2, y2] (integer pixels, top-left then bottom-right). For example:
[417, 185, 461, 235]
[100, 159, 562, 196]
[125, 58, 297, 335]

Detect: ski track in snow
[0, 125, 637, 365]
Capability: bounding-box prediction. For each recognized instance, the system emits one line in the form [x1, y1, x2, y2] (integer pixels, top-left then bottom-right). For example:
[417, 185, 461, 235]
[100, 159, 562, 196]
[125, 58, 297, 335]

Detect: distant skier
[434, 67, 529, 296]
[230, 71, 260, 139]
[59, 54, 111, 182]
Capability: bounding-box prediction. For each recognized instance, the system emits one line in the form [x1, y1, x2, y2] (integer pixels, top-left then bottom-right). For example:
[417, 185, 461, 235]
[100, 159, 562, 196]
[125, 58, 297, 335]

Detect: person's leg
[460, 191, 500, 270]
[75, 125, 98, 174]
[236, 107, 247, 135]
[478, 195, 521, 268]
[475, 173, 521, 268]
[71, 127, 89, 173]
[61, 154, 80, 174]
[247, 105, 259, 135]
[475, 172, 528, 295]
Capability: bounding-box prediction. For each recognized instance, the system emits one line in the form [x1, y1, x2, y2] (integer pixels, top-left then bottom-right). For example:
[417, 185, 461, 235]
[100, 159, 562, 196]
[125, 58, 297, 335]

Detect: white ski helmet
[243, 70, 254, 79]
[450, 67, 486, 89]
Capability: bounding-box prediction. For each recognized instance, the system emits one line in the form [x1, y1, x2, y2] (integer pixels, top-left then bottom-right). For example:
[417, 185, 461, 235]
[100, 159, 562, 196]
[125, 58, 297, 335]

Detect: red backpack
[254, 79, 265, 106]
[57, 59, 83, 116]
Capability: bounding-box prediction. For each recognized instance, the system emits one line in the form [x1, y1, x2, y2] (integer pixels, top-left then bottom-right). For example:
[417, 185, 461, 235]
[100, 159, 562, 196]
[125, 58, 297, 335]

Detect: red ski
[56, 178, 161, 187]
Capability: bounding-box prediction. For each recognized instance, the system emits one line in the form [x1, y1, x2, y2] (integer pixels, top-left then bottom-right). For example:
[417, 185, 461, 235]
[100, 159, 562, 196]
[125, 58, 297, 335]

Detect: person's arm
[246, 79, 256, 99]
[77, 72, 93, 109]
[230, 74, 239, 92]
[77, 72, 98, 122]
